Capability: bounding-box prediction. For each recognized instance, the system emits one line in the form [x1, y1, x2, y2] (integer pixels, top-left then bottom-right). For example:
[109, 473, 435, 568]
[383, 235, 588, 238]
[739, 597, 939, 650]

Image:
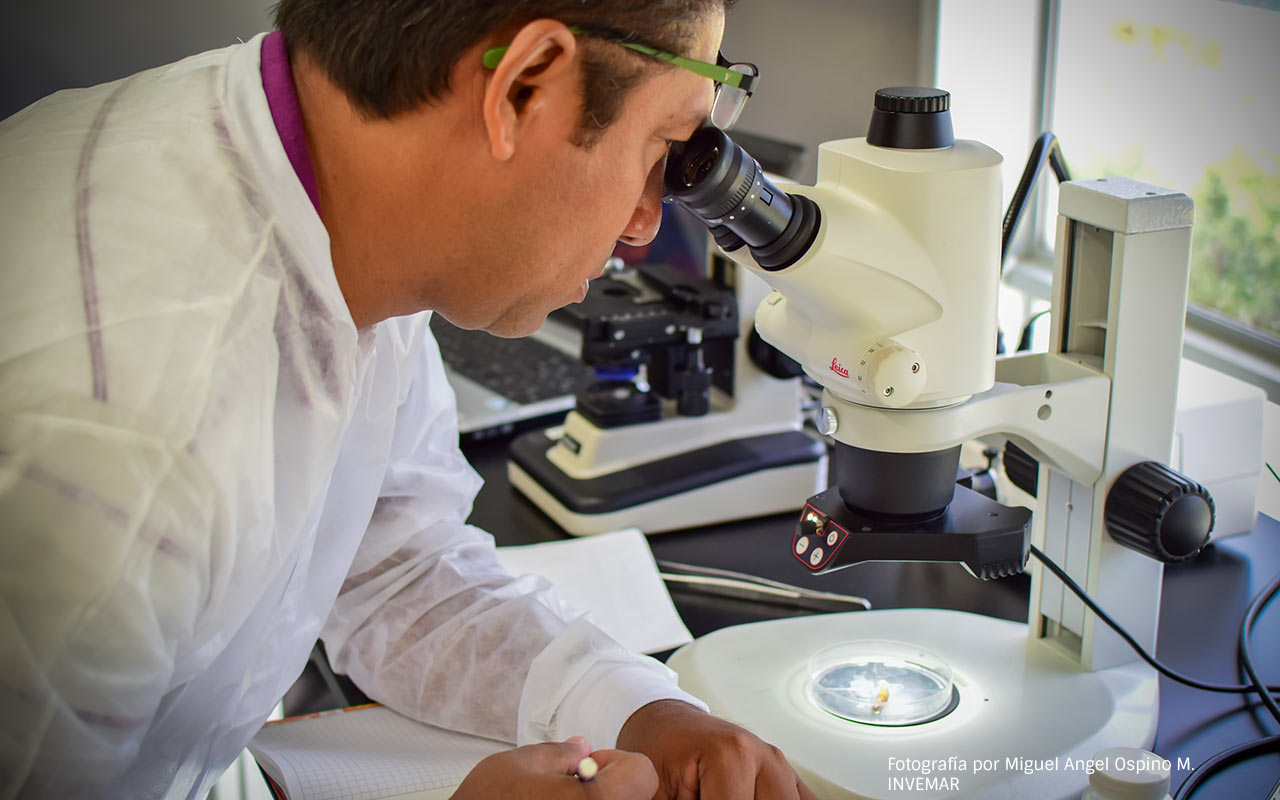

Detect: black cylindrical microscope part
[665, 127, 793, 245]
[866, 87, 955, 150]
[835, 443, 962, 519]
[746, 328, 804, 379]
[664, 126, 820, 271]
[674, 345, 713, 417]
[1105, 460, 1215, 563]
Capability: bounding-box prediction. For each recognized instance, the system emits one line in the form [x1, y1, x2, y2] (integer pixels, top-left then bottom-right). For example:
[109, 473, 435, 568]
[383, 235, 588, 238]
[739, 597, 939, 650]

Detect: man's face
[461, 12, 725, 337]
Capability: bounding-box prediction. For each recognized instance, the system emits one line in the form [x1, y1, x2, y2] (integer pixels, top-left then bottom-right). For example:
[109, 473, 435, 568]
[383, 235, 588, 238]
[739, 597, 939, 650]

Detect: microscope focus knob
[853, 342, 926, 408]
[1105, 461, 1215, 564]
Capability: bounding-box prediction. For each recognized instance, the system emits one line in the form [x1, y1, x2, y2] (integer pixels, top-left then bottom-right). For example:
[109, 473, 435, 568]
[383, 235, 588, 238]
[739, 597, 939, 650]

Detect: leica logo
[830, 357, 850, 379]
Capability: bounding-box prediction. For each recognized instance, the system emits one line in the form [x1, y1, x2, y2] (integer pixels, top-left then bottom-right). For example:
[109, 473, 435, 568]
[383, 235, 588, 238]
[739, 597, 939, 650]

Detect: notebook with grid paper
[248, 705, 507, 800]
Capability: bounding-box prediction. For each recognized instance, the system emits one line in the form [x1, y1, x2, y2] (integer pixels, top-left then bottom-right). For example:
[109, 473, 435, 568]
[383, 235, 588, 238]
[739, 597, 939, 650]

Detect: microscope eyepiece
[680, 143, 722, 188]
[663, 126, 819, 271]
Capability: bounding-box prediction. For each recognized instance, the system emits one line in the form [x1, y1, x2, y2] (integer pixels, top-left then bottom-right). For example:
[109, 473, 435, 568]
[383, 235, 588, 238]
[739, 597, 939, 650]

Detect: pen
[576, 756, 599, 782]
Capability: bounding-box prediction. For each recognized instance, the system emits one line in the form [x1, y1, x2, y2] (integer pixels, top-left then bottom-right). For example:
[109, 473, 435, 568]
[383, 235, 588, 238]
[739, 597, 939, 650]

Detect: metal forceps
[658, 560, 871, 613]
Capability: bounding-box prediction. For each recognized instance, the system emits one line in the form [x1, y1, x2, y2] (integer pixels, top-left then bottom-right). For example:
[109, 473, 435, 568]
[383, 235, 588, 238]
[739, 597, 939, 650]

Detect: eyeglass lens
[710, 64, 754, 129]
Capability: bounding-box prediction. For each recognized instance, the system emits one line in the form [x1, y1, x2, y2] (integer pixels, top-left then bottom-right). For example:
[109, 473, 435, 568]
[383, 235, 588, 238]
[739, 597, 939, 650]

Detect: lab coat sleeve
[319, 328, 705, 748]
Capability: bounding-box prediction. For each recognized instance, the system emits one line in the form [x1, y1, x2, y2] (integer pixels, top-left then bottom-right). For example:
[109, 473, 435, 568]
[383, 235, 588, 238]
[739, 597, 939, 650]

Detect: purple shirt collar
[260, 31, 321, 215]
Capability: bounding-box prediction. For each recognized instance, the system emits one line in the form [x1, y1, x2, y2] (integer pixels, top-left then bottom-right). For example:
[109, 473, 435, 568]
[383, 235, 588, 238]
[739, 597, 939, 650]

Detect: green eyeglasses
[482, 25, 759, 130]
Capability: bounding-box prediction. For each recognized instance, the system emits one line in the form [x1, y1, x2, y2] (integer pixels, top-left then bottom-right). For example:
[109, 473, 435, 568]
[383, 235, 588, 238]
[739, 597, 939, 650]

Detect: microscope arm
[816, 351, 1112, 487]
[788, 352, 1110, 581]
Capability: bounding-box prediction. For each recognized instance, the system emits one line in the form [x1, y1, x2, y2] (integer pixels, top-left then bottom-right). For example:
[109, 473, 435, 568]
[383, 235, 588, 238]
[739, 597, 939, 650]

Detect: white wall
[936, 0, 1041, 226]
[5, 0, 930, 177]
[721, 0, 931, 183]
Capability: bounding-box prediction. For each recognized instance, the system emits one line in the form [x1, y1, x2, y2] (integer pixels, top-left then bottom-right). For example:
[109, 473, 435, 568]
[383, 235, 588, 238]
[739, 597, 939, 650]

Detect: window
[937, 0, 1279, 398]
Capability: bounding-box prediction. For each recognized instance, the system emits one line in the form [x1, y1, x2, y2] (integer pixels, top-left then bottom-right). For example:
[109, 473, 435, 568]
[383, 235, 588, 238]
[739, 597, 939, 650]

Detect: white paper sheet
[496, 528, 692, 654]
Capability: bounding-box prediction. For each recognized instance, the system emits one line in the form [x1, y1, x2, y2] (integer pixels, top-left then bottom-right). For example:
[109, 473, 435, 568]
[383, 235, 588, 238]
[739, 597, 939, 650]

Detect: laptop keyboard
[430, 315, 593, 406]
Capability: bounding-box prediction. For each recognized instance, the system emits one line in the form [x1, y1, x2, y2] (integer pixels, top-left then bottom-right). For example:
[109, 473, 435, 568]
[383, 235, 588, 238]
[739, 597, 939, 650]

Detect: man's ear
[482, 20, 579, 162]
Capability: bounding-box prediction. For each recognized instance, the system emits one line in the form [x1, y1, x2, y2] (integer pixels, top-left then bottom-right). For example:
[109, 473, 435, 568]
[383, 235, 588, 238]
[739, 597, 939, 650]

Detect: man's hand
[617, 700, 818, 800]
[451, 737, 658, 800]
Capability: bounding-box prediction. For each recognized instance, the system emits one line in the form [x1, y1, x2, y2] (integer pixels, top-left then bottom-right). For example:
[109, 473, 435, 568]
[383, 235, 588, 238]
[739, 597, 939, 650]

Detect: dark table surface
[462, 436, 1280, 798]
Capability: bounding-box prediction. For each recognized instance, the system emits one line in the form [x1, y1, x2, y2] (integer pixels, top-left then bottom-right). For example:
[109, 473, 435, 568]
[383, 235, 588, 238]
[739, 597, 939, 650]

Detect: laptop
[431, 313, 592, 441]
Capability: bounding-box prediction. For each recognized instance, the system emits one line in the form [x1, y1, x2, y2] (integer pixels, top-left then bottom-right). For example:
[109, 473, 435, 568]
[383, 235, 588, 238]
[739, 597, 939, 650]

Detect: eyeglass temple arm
[482, 26, 757, 94]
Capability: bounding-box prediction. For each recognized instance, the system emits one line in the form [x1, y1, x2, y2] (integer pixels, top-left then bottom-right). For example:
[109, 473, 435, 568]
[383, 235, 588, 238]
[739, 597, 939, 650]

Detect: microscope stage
[667, 609, 1158, 799]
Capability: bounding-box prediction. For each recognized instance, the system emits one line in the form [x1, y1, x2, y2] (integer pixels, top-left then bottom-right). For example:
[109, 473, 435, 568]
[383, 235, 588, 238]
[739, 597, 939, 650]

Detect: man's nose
[617, 163, 665, 247]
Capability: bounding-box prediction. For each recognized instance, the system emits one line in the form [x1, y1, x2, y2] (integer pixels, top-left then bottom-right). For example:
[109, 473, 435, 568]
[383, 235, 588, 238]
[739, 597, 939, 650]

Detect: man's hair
[274, 0, 731, 146]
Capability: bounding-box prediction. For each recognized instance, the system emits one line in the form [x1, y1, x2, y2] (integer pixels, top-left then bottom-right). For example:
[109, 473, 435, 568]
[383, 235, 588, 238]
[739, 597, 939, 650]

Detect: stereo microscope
[659, 87, 1214, 799]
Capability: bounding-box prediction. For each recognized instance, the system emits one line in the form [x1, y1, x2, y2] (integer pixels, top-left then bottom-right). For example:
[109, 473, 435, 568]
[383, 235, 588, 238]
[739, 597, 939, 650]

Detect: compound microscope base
[509, 426, 826, 536]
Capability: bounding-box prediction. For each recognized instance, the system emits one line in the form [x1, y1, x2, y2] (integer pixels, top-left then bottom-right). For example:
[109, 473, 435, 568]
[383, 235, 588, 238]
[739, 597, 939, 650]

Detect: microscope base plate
[668, 609, 1158, 799]
[508, 429, 827, 535]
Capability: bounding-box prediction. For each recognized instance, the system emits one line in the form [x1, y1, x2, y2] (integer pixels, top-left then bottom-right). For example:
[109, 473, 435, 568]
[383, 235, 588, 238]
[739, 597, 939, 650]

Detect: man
[0, 0, 817, 798]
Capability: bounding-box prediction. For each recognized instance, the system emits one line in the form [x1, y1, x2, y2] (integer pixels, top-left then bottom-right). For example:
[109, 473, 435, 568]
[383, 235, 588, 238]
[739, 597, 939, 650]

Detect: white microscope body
[663, 88, 1204, 798]
[751, 135, 1001, 414]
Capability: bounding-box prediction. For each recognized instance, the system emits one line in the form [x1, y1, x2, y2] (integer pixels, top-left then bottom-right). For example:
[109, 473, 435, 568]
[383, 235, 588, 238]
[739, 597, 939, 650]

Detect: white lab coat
[0, 34, 699, 799]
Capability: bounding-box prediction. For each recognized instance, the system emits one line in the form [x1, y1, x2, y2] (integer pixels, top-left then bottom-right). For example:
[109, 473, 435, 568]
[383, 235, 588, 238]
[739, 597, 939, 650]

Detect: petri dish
[807, 640, 956, 726]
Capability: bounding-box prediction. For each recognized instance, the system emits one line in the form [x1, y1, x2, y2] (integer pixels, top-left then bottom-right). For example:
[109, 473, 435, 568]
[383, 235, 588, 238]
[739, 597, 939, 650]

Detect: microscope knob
[1001, 440, 1040, 498]
[874, 86, 950, 114]
[1104, 461, 1215, 564]
[854, 342, 926, 408]
[747, 328, 805, 379]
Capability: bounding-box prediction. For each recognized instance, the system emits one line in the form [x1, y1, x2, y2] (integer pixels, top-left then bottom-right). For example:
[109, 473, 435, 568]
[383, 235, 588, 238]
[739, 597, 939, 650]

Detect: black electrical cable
[1028, 546, 1280, 696]
[1240, 461, 1280, 724]
[1239, 569, 1280, 727]
[1016, 308, 1051, 352]
[1172, 735, 1280, 800]
[1001, 132, 1071, 270]
[1032, 542, 1280, 797]
[1172, 461, 1280, 798]
[993, 133, 1069, 359]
